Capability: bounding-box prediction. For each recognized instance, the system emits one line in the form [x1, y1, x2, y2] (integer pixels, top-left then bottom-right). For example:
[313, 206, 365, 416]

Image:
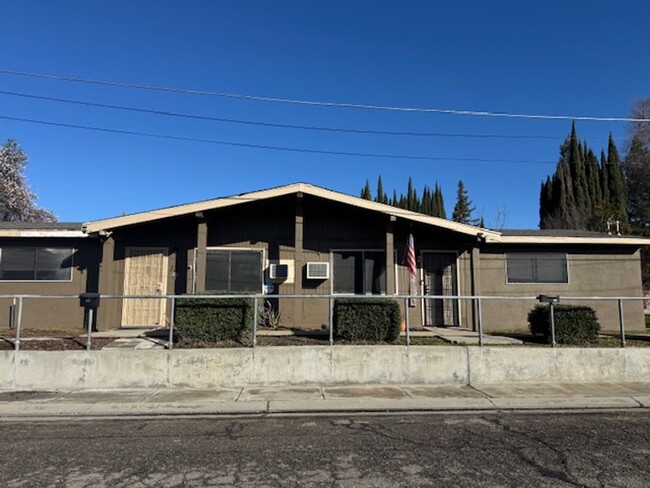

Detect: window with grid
[205, 249, 263, 292]
[506, 253, 568, 284]
[0, 247, 73, 281]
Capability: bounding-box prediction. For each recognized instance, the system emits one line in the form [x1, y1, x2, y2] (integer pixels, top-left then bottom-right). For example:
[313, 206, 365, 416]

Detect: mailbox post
[537, 295, 560, 347]
[79, 293, 100, 351]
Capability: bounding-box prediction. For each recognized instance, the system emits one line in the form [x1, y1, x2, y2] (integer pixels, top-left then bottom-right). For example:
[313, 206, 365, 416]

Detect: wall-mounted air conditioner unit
[269, 263, 289, 280]
[306, 262, 330, 280]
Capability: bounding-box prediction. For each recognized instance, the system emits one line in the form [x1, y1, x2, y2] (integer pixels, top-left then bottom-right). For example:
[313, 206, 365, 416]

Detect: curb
[1, 396, 649, 419]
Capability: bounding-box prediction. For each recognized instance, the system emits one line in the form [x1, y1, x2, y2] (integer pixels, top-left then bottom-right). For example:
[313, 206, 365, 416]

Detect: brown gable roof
[82, 182, 650, 246]
[83, 182, 496, 238]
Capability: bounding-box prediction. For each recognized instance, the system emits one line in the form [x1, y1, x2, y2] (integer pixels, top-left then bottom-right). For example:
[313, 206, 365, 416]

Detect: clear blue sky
[0, 1, 648, 228]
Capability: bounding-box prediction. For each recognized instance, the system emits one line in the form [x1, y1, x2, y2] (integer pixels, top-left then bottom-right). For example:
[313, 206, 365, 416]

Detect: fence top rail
[0, 293, 646, 301]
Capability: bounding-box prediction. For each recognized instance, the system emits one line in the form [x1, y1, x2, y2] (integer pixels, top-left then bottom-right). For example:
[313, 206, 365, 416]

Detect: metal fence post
[477, 298, 483, 347]
[253, 296, 258, 348]
[86, 308, 93, 351]
[329, 296, 334, 346]
[404, 297, 410, 347]
[618, 299, 626, 348]
[14, 297, 23, 352]
[168, 297, 176, 350]
[549, 303, 556, 347]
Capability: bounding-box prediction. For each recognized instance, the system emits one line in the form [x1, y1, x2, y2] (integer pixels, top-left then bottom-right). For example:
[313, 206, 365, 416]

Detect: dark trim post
[470, 246, 481, 331]
[293, 193, 304, 327]
[97, 234, 116, 330]
[195, 212, 207, 293]
[386, 216, 396, 295]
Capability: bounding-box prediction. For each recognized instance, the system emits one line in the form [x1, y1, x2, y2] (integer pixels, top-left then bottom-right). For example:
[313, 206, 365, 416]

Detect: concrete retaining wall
[0, 346, 647, 390]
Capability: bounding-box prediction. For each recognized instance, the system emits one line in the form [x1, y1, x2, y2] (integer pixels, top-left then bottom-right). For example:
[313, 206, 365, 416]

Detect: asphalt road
[0, 411, 649, 487]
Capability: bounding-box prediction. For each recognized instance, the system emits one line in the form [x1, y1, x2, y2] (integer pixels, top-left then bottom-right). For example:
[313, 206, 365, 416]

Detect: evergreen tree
[375, 176, 388, 204]
[568, 122, 589, 219]
[360, 176, 447, 219]
[434, 184, 447, 219]
[600, 150, 610, 204]
[360, 180, 372, 200]
[398, 194, 406, 209]
[625, 134, 650, 229]
[451, 180, 475, 224]
[539, 177, 553, 228]
[607, 134, 627, 219]
[406, 177, 416, 211]
[539, 123, 619, 230]
[421, 185, 432, 216]
[585, 148, 601, 209]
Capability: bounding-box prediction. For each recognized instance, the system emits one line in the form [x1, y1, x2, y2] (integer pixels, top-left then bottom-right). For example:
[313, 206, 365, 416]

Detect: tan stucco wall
[479, 247, 645, 332]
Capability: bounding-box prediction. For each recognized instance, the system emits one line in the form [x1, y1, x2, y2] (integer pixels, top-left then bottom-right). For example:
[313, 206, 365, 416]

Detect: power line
[0, 113, 557, 164]
[0, 90, 564, 141]
[0, 68, 647, 123]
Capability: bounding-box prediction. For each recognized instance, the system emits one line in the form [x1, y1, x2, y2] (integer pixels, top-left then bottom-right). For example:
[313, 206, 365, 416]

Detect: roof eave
[82, 182, 498, 238]
[486, 235, 650, 246]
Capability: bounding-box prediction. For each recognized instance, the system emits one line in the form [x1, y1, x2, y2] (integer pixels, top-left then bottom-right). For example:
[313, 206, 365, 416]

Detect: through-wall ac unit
[269, 263, 289, 280]
[306, 262, 330, 280]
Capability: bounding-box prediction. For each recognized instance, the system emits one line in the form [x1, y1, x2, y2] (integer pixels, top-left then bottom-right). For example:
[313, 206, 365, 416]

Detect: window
[0, 247, 73, 281]
[332, 250, 386, 294]
[205, 249, 262, 292]
[506, 253, 568, 284]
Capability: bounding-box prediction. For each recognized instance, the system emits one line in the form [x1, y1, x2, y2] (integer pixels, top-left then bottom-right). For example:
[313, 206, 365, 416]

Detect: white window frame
[0, 246, 75, 283]
[203, 246, 265, 294]
[505, 252, 570, 285]
[330, 248, 387, 296]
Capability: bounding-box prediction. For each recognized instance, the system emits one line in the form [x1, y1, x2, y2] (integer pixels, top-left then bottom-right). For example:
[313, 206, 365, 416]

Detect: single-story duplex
[0, 182, 647, 332]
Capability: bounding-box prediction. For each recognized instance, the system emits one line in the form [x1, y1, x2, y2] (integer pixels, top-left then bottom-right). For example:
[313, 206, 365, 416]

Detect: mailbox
[537, 294, 560, 304]
[79, 292, 101, 309]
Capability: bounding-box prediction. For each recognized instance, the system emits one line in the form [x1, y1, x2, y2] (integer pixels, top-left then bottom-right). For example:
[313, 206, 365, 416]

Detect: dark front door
[423, 253, 458, 327]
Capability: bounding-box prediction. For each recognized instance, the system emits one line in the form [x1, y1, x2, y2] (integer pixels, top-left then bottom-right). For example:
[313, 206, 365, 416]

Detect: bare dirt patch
[0, 337, 114, 351]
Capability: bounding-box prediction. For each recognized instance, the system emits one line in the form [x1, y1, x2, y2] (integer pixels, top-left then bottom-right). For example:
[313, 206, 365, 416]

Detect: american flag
[407, 233, 417, 306]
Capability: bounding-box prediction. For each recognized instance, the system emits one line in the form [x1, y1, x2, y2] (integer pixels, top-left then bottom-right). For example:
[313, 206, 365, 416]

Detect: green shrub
[334, 298, 401, 342]
[528, 304, 600, 345]
[175, 292, 254, 343]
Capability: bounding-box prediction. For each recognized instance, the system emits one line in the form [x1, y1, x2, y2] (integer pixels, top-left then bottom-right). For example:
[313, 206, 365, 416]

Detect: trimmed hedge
[174, 292, 254, 343]
[334, 298, 401, 342]
[528, 304, 600, 345]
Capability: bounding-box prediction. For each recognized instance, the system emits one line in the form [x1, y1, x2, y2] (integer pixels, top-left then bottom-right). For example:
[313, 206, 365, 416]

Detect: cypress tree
[551, 154, 576, 229]
[600, 150, 610, 204]
[607, 134, 627, 218]
[406, 177, 415, 211]
[391, 189, 398, 207]
[625, 134, 650, 229]
[585, 148, 601, 209]
[398, 194, 406, 209]
[421, 186, 431, 216]
[539, 177, 553, 228]
[567, 123, 589, 225]
[375, 176, 388, 204]
[434, 184, 447, 219]
[360, 180, 372, 200]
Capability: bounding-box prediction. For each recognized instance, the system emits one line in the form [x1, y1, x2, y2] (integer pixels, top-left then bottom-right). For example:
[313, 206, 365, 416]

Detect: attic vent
[269, 263, 289, 280]
[306, 262, 330, 280]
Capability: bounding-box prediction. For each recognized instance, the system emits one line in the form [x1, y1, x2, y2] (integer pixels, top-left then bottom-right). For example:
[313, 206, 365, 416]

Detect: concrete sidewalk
[1, 382, 649, 418]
